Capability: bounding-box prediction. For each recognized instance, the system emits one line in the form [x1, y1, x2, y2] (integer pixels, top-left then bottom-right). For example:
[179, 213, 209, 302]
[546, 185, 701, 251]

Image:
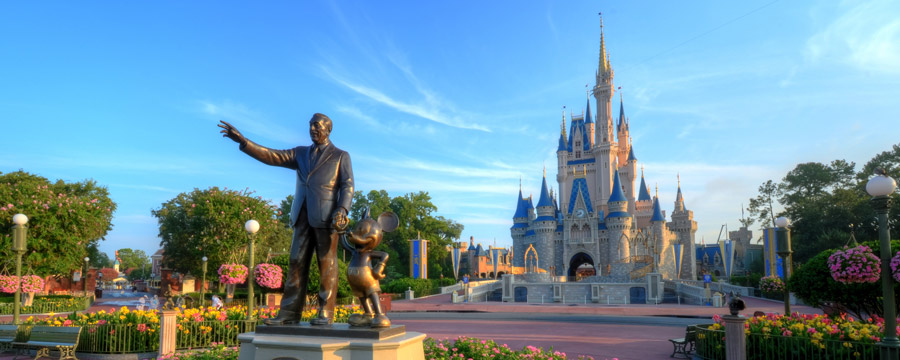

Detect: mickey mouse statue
[341, 208, 399, 328]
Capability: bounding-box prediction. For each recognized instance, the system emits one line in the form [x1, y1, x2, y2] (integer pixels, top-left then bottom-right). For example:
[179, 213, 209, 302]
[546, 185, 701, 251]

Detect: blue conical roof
[585, 97, 593, 124]
[638, 174, 652, 202]
[558, 132, 566, 151]
[609, 168, 627, 203]
[627, 146, 637, 162]
[651, 196, 665, 222]
[617, 97, 626, 130]
[537, 175, 554, 208]
[525, 195, 534, 210]
[513, 189, 528, 218]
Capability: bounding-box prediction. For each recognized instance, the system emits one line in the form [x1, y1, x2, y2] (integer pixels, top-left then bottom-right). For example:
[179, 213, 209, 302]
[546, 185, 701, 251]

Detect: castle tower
[592, 16, 618, 214]
[634, 168, 653, 229]
[534, 171, 558, 272]
[669, 179, 698, 280]
[605, 167, 631, 263]
[511, 185, 529, 267]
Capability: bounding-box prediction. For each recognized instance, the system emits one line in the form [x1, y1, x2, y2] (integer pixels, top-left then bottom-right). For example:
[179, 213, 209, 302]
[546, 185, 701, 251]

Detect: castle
[511, 19, 698, 282]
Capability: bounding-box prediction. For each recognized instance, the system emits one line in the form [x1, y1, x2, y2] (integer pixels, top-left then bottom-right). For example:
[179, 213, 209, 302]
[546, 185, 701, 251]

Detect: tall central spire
[598, 14, 609, 75]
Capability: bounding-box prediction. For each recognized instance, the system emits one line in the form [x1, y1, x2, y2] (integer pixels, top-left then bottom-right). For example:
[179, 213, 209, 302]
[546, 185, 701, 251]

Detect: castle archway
[567, 252, 596, 280]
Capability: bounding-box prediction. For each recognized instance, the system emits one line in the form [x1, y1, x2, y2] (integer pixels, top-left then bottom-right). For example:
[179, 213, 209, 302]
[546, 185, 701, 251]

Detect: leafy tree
[270, 253, 350, 298]
[0, 170, 116, 276]
[744, 143, 900, 264]
[790, 240, 900, 320]
[350, 190, 464, 279]
[746, 180, 780, 230]
[152, 187, 291, 277]
[86, 243, 112, 269]
[115, 248, 149, 272]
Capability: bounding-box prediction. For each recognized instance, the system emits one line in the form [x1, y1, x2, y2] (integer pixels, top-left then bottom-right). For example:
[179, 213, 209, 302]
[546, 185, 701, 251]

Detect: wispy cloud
[109, 183, 181, 194]
[806, 0, 900, 74]
[320, 67, 491, 132]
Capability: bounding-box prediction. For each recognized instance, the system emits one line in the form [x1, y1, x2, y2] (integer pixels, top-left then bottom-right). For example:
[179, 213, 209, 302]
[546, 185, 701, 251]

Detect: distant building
[452, 236, 520, 279]
[510, 18, 698, 282]
[695, 226, 764, 277]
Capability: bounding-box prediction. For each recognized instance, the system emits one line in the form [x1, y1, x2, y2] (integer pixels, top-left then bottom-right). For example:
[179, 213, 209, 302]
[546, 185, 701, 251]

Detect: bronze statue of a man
[219, 113, 354, 325]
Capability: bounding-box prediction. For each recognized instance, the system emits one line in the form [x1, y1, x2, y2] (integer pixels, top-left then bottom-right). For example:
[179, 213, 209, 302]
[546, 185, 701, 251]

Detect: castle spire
[638, 168, 652, 202]
[598, 14, 610, 75]
[675, 173, 685, 212]
[537, 171, 554, 208]
[617, 94, 625, 130]
[608, 167, 627, 203]
[651, 196, 665, 222]
[585, 91, 593, 124]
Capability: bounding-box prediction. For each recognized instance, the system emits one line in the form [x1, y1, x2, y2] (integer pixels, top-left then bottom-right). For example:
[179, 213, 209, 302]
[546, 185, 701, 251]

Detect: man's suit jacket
[240, 139, 354, 229]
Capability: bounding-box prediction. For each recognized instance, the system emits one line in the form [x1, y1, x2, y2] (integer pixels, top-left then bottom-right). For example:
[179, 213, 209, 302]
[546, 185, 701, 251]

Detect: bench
[0, 324, 18, 352]
[13, 326, 81, 360]
[668, 325, 697, 358]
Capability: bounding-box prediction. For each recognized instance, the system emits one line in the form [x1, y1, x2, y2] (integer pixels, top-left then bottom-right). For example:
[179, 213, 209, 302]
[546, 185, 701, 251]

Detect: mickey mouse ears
[378, 211, 399, 233]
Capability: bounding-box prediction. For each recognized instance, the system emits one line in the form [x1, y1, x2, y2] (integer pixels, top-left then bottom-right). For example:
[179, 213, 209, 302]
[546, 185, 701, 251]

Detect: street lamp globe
[12, 214, 28, 225]
[84, 257, 89, 262]
[775, 216, 791, 228]
[866, 172, 897, 197]
[244, 219, 260, 234]
[202, 256, 208, 262]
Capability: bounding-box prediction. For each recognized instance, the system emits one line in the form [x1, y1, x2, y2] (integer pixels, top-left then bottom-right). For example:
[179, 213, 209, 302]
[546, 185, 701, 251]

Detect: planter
[828, 245, 880, 284]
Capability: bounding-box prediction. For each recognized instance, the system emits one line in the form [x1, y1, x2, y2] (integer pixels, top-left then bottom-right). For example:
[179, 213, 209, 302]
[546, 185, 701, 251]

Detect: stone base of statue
[237, 323, 425, 360]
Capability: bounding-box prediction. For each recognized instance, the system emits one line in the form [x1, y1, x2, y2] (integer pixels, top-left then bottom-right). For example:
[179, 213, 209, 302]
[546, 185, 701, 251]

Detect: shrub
[758, 276, 784, 297]
[790, 240, 900, 319]
[423, 336, 595, 359]
[218, 264, 248, 285]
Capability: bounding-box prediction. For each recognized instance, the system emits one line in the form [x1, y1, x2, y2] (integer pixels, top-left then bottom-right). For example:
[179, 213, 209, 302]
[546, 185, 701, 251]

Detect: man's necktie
[310, 145, 320, 166]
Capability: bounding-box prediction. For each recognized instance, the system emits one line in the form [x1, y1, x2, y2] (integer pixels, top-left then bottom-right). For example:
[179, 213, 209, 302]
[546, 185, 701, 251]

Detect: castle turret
[669, 179, 698, 280]
[593, 16, 614, 145]
[635, 168, 653, 228]
[605, 167, 631, 262]
[511, 185, 529, 267]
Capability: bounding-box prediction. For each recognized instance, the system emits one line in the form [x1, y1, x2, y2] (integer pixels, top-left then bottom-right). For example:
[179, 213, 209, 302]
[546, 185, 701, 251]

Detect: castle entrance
[567, 252, 596, 281]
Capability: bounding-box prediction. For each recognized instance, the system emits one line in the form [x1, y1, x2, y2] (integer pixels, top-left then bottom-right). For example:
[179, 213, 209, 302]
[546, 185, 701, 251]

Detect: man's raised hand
[218, 120, 246, 144]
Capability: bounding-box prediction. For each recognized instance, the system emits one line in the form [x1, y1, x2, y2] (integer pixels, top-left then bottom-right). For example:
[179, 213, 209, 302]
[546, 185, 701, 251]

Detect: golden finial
[641, 165, 645, 178]
[583, 165, 587, 176]
[677, 173, 681, 188]
[655, 183, 659, 198]
[543, 163, 546, 178]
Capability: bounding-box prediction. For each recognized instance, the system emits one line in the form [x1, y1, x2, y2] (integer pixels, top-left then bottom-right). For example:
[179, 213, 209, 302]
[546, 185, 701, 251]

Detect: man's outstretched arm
[219, 120, 298, 169]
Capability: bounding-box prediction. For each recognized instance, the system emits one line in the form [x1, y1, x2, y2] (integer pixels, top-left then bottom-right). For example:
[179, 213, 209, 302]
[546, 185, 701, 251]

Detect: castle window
[576, 151, 581, 158]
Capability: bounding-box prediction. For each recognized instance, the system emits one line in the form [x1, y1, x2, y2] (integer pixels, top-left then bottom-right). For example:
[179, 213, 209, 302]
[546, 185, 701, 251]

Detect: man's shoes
[348, 313, 373, 327]
[371, 314, 391, 328]
[310, 309, 333, 326]
[263, 311, 299, 326]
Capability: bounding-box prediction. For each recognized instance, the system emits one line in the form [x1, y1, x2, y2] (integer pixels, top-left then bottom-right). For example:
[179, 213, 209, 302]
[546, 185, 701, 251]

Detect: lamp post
[866, 169, 899, 360]
[83, 257, 90, 295]
[11, 214, 28, 324]
[201, 256, 208, 308]
[775, 216, 792, 316]
[245, 219, 259, 321]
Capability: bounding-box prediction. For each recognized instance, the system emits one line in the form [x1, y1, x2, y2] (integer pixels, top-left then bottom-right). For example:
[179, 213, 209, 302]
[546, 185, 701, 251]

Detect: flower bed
[0, 295, 89, 315]
[424, 336, 598, 359]
[19, 304, 361, 354]
[695, 313, 883, 360]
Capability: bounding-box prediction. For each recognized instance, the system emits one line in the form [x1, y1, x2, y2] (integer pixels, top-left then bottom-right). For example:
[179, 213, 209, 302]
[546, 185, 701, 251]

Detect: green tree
[746, 180, 780, 230]
[0, 171, 116, 276]
[115, 248, 149, 272]
[152, 187, 291, 277]
[350, 190, 464, 279]
[86, 243, 113, 269]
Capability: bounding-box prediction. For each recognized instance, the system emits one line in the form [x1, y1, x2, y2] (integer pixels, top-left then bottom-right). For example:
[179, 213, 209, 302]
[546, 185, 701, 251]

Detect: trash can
[95, 288, 103, 299]
[712, 292, 724, 307]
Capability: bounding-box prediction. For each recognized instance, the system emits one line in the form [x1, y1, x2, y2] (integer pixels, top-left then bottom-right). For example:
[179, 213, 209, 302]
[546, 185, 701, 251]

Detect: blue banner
[718, 240, 735, 278]
[411, 239, 420, 279]
[452, 245, 461, 280]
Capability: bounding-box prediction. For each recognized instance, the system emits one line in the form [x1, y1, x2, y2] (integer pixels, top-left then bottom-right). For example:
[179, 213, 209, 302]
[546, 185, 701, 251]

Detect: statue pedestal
[237, 323, 425, 360]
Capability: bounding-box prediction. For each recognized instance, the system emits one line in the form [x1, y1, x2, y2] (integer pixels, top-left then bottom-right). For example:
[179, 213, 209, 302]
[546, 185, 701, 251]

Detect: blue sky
[2, 1, 899, 258]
